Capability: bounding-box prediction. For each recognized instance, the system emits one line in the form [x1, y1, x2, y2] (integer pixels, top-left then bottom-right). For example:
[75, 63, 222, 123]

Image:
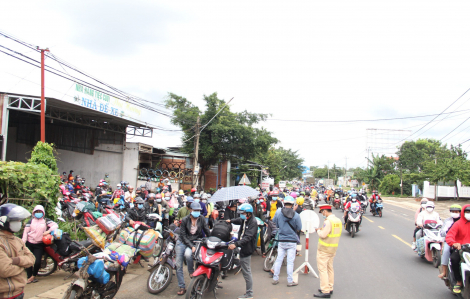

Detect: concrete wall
[56, 143, 124, 188]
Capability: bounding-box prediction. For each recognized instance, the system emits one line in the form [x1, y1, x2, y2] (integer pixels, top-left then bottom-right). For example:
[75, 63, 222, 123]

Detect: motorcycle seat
[78, 239, 93, 247]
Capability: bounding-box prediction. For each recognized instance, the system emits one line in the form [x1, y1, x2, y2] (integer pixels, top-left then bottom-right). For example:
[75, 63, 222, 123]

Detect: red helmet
[155, 193, 162, 199]
[268, 191, 273, 196]
[272, 190, 279, 196]
[191, 188, 197, 192]
[43, 234, 54, 245]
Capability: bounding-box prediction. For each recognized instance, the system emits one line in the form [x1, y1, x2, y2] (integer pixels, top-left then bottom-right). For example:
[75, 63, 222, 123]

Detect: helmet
[296, 197, 305, 205]
[272, 190, 279, 196]
[239, 203, 254, 213]
[193, 193, 201, 198]
[465, 206, 470, 212]
[187, 196, 194, 203]
[0, 203, 31, 233]
[164, 192, 170, 197]
[148, 193, 155, 198]
[191, 188, 197, 192]
[135, 197, 144, 204]
[179, 190, 184, 195]
[207, 194, 212, 198]
[425, 201, 435, 209]
[290, 192, 297, 198]
[256, 187, 260, 191]
[300, 191, 305, 195]
[117, 183, 121, 187]
[284, 196, 295, 205]
[42, 234, 54, 245]
[190, 202, 202, 210]
[373, 190, 377, 194]
[239, 198, 247, 204]
[450, 204, 462, 212]
[201, 194, 208, 200]
[155, 193, 162, 199]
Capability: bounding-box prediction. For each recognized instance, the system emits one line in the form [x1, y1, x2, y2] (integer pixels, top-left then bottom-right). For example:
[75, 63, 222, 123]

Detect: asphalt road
[114, 203, 454, 299]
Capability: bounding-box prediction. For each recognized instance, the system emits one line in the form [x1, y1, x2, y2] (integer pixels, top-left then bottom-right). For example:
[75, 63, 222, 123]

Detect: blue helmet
[187, 196, 194, 203]
[0, 203, 31, 233]
[239, 203, 253, 213]
[284, 196, 295, 205]
[190, 202, 202, 210]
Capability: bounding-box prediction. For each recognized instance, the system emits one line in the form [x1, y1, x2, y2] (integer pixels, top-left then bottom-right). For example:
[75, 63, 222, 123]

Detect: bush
[379, 174, 401, 195]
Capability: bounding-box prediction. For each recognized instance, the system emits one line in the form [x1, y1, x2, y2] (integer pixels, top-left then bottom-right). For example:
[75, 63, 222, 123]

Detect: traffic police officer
[314, 204, 341, 298]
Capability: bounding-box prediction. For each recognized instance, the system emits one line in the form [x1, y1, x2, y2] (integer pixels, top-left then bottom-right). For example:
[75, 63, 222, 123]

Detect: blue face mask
[256, 200, 260, 204]
[194, 199, 200, 203]
[138, 204, 144, 209]
[34, 213, 43, 219]
[272, 197, 278, 200]
[117, 187, 121, 189]
[157, 199, 162, 203]
[240, 214, 247, 220]
[191, 211, 200, 218]
[260, 199, 264, 202]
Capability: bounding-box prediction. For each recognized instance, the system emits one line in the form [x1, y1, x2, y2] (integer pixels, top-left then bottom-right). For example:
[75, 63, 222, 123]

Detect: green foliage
[29, 141, 58, 173]
[379, 174, 401, 195]
[314, 166, 328, 178]
[58, 221, 87, 241]
[361, 154, 397, 190]
[0, 142, 60, 219]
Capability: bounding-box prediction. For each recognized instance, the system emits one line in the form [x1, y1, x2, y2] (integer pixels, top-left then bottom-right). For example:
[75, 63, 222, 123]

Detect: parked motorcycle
[334, 196, 341, 210]
[62, 242, 126, 299]
[415, 220, 443, 268]
[38, 237, 99, 277]
[147, 228, 178, 294]
[263, 232, 280, 272]
[345, 203, 361, 238]
[371, 199, 384, 217]
[186, 237, 237, 299]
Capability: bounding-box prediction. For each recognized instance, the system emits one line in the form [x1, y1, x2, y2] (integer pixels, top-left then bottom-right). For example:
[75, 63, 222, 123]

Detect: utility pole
[39, 47, 49, 142]
[193, 116, 200, 189]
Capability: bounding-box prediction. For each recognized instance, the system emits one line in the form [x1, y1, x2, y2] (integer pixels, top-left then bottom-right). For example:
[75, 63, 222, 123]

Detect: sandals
[453, 285, 462, 294]
[177, 288, 186, 296]
[27, 279, 38, 284]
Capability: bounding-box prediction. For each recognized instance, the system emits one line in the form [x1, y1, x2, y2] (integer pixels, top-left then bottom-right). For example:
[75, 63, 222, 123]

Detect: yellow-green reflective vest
[318, 215, 342, 254]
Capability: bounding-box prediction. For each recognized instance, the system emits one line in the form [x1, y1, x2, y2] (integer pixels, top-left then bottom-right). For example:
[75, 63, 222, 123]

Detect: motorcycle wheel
[432, 249, 441, 268]
[147, 263, 173, 294]
[37, 254, 57, 276]
[263, 248, 277, 272]
[379, 209, 382, 218]
[153, 238, 164, 258]
[186, 275, 207, 299]
[351, 224, 355, 238]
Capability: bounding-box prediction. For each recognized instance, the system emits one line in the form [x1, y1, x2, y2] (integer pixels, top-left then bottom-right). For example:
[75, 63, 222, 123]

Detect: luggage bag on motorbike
[220, 248, 233, 270]
[55, 233, 74, 256]
[83, 226, 106, 249]
[96, 214, 120, 234]
[118, 227, 156, 258]
[210, 221, 232, 242]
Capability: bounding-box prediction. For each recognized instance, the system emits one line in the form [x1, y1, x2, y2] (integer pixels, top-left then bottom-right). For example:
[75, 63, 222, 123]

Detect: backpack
[56, 233, 73, 256]
[210, 220, 232, 242]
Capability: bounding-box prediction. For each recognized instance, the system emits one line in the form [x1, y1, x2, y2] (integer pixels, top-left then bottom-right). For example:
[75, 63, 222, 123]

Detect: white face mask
[9, 221, 22, 232]
[465, 214, 470, 221]
[451, 212, 460, 219]
[426, 207, 434, 213]
[202, 200, 207, 203]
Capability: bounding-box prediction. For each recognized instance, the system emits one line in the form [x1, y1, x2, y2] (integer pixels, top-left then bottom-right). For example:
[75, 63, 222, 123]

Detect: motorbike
[147, 213, 164, 257]
[345, 203, 362, 238]
[359, 198, 368, 215]
[334, 196, 341, 210]
[62, 242, 126, 299]
[186, 237, 237, 299]
[340, 197, 346, 212]
[147, 228, 178, 294]
[38, 237, 99, 277]
[415, 220, 443, 268]
[263, 231, 280, 272]
[371, 199, 384, 217]
[318, 193, 326, 204]
[444, 244, 470, 298]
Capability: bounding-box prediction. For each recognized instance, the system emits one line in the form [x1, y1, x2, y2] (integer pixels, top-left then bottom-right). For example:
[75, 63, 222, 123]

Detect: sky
[2, 0, 470, 171]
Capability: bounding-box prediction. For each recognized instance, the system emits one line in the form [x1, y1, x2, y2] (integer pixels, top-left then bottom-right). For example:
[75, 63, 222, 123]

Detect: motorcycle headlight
[207, 241, 218, 249]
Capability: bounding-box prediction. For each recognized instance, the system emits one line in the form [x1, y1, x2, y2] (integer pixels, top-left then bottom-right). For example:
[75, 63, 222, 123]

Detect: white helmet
[425, 201, 435, 209]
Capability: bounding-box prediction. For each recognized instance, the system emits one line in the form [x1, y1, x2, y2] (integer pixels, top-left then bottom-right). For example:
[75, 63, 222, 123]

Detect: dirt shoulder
[382, 196, 470, 218]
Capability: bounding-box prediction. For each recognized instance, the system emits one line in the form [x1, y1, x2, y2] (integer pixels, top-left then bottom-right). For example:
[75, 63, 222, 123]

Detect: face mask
[34, 213, 43, 219]
[260, 199, 264, 202]
[451, 212, 460, 219]
[195, 199, 200, 203]
[9, 221, 22, 232]
[322, 214, 327, 219]
[117, 187, 121, 190]
[256, 200, 260, 204]
[149, 200, 155, 204]
[272, 197, 278, 200]
[240, 214, 247, 220]
[202, 200, 207, 203]
[165, 197, 170, 200]
[465, 214, 470, 221]
[426, 207, 434, 213]
[191, 211, 200, 218]
[138, 204, 144, 209]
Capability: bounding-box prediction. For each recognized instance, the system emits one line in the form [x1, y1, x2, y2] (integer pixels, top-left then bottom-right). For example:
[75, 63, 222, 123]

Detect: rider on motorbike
[370, 190, 381, 212]
[176, 202, 210, 296]
[445, 204, 470, 294]
[438, 204, 462, 280]
[413, 201, 442, 248]
[343, 196, 362, 230]
[126, 197, 147, 226]
[411, 198, 429, 249]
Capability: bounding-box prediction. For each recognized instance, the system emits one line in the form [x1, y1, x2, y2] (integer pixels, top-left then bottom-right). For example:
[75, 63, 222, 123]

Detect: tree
[379, 174, 401, 195]
[362, 154, 397, 190]
[422, 144, 470, 200]
[314, 166, 328, 178]
[166, 92, 278, 188]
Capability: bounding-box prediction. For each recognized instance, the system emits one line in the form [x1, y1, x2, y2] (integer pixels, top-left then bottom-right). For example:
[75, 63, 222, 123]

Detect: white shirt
[416, 210, 442, 227]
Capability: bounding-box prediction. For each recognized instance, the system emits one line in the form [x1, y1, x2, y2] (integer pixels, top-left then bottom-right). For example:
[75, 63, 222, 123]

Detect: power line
[267, 109, 470, 123]
[440, 116, 470, 141]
